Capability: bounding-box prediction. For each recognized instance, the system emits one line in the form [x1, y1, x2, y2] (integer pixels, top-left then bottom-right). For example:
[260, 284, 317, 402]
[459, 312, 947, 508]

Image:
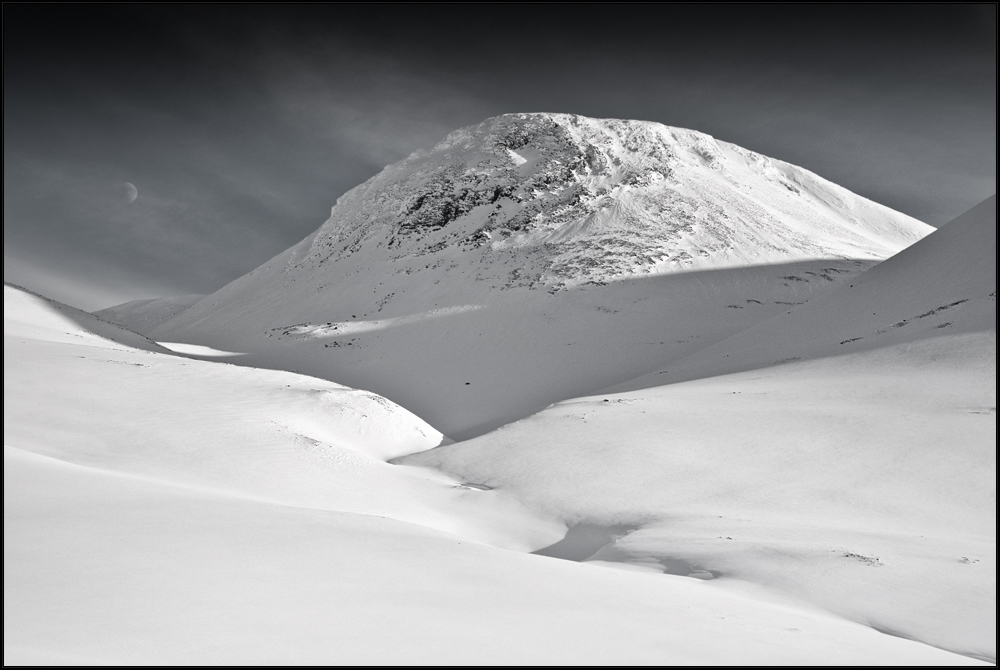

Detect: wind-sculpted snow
[10, 285, 984, 665]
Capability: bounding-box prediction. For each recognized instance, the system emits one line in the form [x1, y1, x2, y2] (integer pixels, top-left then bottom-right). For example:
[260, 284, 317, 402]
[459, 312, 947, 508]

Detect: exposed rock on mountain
[294, 112, 927, 288]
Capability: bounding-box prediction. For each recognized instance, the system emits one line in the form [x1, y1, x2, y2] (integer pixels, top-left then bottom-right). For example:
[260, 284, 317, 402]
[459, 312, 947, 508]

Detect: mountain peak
[295, 113, 929, 290]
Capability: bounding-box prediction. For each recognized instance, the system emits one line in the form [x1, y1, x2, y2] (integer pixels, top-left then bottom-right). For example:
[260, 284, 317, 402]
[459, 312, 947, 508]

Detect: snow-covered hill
[138, 113, 932, 438]
[10, 283, 981, 665]
[6, 283, 172, 354]
[403, 196, 997, 661]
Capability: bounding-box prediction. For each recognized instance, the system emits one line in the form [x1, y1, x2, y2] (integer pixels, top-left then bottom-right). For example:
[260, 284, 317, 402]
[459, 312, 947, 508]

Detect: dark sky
[4, 5, 996, 310]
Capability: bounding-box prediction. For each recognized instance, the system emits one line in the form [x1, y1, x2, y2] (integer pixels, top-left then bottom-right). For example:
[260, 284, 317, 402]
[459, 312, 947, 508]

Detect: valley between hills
[5, 115, 995, 665]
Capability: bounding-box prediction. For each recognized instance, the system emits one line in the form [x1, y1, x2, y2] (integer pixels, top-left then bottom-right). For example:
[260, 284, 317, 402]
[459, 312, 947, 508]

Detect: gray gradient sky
[4, 5, 996, 310]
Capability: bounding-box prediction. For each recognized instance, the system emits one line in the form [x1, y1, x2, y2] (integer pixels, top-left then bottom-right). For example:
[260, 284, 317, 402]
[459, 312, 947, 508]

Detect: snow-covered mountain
[126, 113, 932, 437]
[280, 112, 927, 286]
[153, 112, 930, 310]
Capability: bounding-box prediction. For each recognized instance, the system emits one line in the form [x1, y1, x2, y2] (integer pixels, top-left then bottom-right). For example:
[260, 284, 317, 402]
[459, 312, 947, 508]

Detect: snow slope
[94, 293, 204, 334]
[7, 284, 981, 664]
[3, 283, 471, 514]
[9, 447, 979, 666]
[142, 113, 931, 438]
[6, 283, 171, 354]
[402, 197, 997, 661]
[609, 195, 997, 391]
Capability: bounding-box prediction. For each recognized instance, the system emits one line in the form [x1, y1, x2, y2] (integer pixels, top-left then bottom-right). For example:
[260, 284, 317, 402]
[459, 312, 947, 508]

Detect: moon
[124, 182, 138, 203]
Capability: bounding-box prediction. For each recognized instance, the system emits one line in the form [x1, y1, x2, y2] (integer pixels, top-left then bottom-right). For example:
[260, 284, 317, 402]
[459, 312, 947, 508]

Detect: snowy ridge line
[5, 281, 171, 354]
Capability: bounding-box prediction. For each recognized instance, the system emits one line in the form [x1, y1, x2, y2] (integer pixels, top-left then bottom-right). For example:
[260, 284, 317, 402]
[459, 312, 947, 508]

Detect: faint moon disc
[124, 182, 138, 203]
